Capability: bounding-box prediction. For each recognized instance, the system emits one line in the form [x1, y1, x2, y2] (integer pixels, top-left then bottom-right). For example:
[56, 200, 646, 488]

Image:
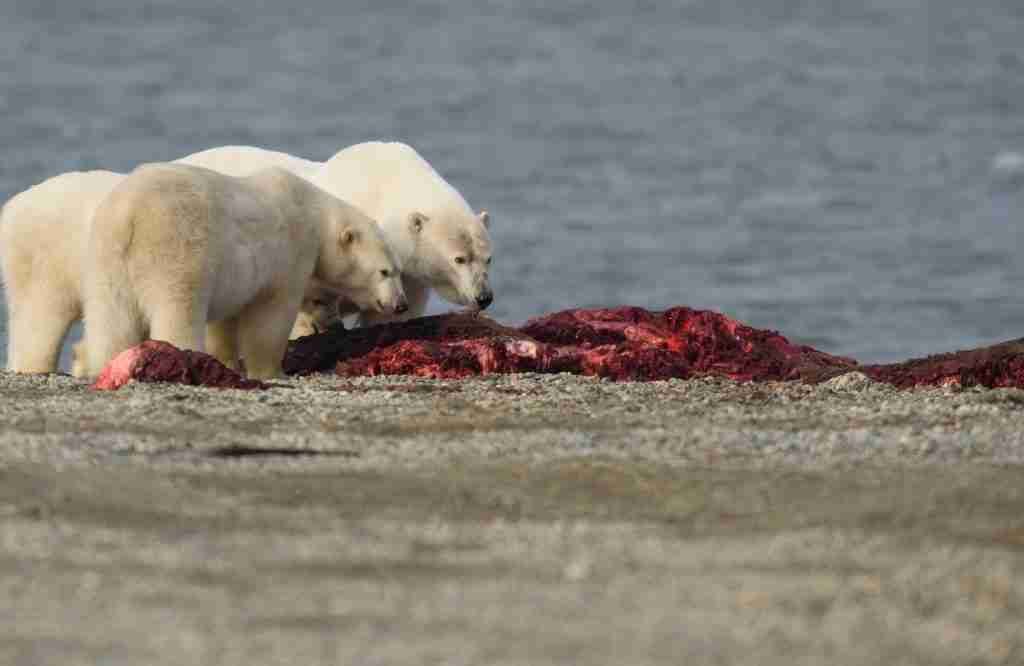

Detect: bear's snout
[378, 296, 409, 314]
[475, 289, 493, 310]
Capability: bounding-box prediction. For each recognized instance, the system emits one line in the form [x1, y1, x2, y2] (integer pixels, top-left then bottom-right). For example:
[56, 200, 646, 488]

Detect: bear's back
[3, 170, 123, 232]
[316, 141, 474, 226]
[1, 170, 123, 277]
[177, 146, 320, 179]
[90, 164, 228, 263]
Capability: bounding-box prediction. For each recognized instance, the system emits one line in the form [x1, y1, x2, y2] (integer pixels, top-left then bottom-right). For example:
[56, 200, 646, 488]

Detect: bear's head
[290, 284, 347, 338]
[407, 208, 494, 311]
[317, 204, 407, 316]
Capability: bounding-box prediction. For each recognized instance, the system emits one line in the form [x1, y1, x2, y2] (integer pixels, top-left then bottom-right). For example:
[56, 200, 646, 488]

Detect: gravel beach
[3, 370, 1024, 665]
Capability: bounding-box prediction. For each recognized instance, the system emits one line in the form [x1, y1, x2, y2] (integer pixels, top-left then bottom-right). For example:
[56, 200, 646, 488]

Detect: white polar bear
[1, 170, 352, 374]
[178, 141, 494, 326]
[78, 163, 406, 379]
[1, 170, 122, 373]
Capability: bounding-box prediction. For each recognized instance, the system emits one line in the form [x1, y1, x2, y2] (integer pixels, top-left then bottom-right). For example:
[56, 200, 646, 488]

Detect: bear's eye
[485, 257, 492, 266]
[454, 256, 467, 265]
[312, 299, 327, 307]
[380, 269, 390, 278]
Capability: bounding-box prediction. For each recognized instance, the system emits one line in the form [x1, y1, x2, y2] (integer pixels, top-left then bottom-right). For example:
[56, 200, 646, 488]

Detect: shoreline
[3, 370, 1024, 664]
[7, 369, 1024, 468]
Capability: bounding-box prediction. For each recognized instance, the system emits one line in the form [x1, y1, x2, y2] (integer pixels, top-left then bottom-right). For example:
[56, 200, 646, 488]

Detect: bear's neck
[312, 212, 340, 284]
[382, 225, 419, 276]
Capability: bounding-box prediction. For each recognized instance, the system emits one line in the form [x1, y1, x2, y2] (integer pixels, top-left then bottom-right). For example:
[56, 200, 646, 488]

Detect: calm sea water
[2, 0, 1024, 366]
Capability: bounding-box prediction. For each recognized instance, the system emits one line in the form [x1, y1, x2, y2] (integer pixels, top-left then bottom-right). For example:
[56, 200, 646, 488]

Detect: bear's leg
[6, 297, 76, 374]
[236, 290, 303, 380]
[82, 283, 147, 377]
[70, 341, 87, 378]
[147, 294, 209, 354]
[206, 317, 240, 370]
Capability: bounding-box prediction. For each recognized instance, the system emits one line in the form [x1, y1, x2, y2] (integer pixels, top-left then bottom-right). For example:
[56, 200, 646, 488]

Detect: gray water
[2, 0, 1024, 365]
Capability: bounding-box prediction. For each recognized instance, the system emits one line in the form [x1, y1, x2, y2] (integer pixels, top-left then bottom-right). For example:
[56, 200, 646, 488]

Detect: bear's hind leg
[6, 298, 76, 374]
[206, 317, 240, 370]
[82, 282, 147, 377]
[147, 291, 209, 354]
[70, 341, 87, 378]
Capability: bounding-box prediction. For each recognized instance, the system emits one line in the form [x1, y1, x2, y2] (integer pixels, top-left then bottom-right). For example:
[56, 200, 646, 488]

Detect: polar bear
[79, 163, 406, 379]
[178, 141, 494, 326]
[1, 170, 122, 373]
[177, 145, 320, 180]
[288, 284, 348, 339]
[1, 171, 349, 374]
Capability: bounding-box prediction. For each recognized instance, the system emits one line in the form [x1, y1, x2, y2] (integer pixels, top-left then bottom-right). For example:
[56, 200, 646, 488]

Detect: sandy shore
[3, 370, 1024, 665]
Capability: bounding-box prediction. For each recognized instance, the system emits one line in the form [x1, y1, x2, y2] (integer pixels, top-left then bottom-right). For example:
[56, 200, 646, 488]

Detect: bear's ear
[408, 211, 429, 233]
[339, 228, 358, 247]
[478, 210, 490, 228]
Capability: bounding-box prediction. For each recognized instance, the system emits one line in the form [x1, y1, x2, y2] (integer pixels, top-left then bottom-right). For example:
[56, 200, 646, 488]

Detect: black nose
[395, 301, 409, 314]
[476, 292, 493, 310]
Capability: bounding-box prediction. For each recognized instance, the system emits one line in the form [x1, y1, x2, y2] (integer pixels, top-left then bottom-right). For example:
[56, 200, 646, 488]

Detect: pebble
[2, 370, 1024, 468]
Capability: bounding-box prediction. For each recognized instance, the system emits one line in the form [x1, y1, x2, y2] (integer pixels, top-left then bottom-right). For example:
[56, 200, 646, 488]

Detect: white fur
[178, 141, 494, 325]
[79, 163, 405, 378]
[80, 163, 405, 378]
[1, 168, 361, 374]
[179, 145, 320, 179]
[1, 171, 121, 373]
[0, 162, 404, 381]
